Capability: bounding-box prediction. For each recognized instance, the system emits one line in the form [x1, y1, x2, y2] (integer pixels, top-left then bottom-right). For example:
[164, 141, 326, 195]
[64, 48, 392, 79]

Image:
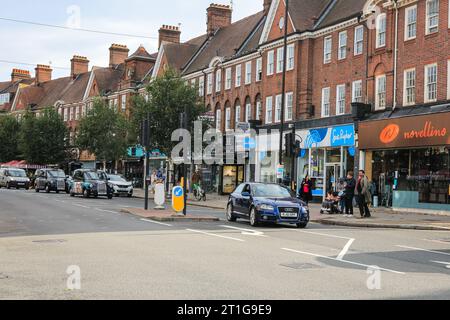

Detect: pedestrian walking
[336, 178, 346, 214]
[299, 175, 313, 205]
[344, 171, 356, 217]
[355, 170, 372, 218]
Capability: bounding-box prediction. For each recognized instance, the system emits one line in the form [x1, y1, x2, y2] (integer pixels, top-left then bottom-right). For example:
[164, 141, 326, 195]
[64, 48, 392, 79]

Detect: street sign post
[172, 186, 185, 213]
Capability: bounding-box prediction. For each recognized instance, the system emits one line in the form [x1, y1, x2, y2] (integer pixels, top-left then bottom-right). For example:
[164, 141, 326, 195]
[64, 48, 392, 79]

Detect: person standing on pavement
[150, 170, 157, 194]
[336, 178, 346, 214]
[299, 175, 313, 205]
[355, 170, 371, 218]
[344, 171, 356, 217]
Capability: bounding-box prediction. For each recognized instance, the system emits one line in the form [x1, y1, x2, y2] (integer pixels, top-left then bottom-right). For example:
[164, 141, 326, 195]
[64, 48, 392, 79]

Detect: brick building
[153, 0, 449, 211]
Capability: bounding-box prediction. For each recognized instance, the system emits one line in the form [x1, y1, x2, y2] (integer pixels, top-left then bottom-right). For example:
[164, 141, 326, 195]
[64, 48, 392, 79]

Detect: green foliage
[18, 108, 68, 164]
[76, 98, 130, 163]
[0, 115, 20, 162]
[131, 68, 207, 155]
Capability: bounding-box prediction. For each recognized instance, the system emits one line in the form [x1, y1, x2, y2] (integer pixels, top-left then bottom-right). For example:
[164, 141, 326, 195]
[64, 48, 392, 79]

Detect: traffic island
[120, 208, 220, 222]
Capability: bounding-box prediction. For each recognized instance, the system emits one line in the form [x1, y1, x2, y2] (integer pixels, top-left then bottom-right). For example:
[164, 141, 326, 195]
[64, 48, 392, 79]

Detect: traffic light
[285, 132, 295, 157]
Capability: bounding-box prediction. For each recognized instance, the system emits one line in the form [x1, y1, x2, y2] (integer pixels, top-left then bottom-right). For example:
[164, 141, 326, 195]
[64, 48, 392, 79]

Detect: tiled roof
[128, 45, 155, 60]
[315, 0, 366, 29]
[289, 0, 332, 32]
[183, 11, 265, 75]
[93, 66, 123, 94]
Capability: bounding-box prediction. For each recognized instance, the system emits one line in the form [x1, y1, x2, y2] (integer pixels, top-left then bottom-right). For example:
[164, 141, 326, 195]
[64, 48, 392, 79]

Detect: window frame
[336, 84, 346, 115]
[215, 69, 222, 93]
[376, 13, 387, 48]
[404, 5, 417, 41]
[426, 0, 439, 35]
[225, 108, 231, 131]
[321, 87, 331, 117]
[276, 47, 284, 73]
[338, 31, 347, 60]
[403, 68, 416, 106]
[216, 109, 222, 130]
[256, 58, 263, 81]
[225, 68, 232, 90]
[245, 61, 252, 85]
[375, 74, 387, 110]
[285, 92, 293, 121]
[275, 94, 282, 123]
[235, 64, 242, 87]
[267, 50, 275, 75]
[323, 36, 332, 64]
[265, 96, 273, 124]
[198, 76, 205, 97]
[207, 73, 213, 95]
[352, 80, 363, 103]
[287, 44, 295, 71]
[424, 63, 438, 103]
[354, 25, 364, 55]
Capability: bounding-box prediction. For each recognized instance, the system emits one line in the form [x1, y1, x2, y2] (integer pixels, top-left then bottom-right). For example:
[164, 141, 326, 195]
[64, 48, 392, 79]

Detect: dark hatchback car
[69, 169, 113, 199]
[34, 169, 67, 193]
[227, 183, 310, 228]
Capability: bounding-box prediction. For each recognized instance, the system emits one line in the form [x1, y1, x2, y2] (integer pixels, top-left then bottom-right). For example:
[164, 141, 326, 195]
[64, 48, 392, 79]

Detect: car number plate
[281, 212, 298, 218]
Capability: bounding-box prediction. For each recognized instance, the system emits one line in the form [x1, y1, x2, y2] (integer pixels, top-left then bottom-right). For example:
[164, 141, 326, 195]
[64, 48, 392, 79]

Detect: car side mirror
[242, 192, 251, 198]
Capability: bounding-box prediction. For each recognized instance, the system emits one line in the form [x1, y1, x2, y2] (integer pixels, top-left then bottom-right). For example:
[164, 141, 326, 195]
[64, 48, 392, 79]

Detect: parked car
[34, 169, 67, 193]
[69, 169, 113, 199]
[0, 168, 31, 190]
[226, 183, 310, 228]
[107, 174, 133, 197]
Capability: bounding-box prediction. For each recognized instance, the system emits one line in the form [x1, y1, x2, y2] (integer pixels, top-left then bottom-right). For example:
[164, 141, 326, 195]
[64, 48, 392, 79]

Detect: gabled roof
[93, 66, 123, 94]
[289, 0, 332, 32]
[183, 11, 265, 75]
[127, 45, 156, 61]
[315, 0, 366, 29]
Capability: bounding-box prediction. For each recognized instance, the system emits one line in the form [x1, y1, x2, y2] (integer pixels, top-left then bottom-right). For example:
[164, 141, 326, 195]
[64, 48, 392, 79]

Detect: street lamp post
[278, 0, 289, 185]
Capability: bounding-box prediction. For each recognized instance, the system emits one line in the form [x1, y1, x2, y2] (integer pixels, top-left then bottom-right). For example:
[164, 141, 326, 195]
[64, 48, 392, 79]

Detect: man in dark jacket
[355, 170, 372, 218]
[344, 171, 356, 217]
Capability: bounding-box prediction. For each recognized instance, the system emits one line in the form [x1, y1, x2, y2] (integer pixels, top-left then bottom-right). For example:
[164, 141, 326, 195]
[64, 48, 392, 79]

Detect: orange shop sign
[359, 112, 450, 149]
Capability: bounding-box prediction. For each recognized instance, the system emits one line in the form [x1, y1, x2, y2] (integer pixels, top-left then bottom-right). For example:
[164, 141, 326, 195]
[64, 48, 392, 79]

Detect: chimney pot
[158, 24, 181, 49]
[109, 44, 129, 67]
[35, 64, 52, 84]
[11, 68, 31, 82]
[207, 3, 232, 35]
[71, 55, 90, 78]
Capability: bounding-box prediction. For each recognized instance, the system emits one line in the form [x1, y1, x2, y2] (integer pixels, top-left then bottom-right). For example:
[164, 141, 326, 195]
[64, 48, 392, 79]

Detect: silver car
[107, 174, 133, 197]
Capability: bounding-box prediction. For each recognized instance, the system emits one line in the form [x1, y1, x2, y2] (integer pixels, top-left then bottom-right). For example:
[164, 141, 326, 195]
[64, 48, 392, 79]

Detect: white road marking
[422, 239, 450, 245]
[430, 261, 450, 269]
[140, 219, 173, 227]
[72, 204, 91, 209]
[396, 245, 450, 256]
[281, 248, 405, 275]
[220, 225, 266, 237]
[95, 208, 120, 214]
[336, 238, 355, 261]
[186, 229, 245, 242]
[292, 230, 354, 241]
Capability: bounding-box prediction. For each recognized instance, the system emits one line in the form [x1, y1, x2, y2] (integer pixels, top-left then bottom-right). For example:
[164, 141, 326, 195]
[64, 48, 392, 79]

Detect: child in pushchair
[320, 191, 341, 214]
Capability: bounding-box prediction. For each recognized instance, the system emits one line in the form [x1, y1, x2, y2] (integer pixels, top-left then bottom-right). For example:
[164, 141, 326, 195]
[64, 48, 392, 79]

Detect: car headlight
[301, 206, 309, 215]
[258, 204, 275, 211]
[89, 184, 93, 189]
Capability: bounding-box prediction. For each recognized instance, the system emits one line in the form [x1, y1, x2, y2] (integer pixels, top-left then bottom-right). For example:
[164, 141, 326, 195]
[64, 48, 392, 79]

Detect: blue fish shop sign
[298, 124, 355, 149]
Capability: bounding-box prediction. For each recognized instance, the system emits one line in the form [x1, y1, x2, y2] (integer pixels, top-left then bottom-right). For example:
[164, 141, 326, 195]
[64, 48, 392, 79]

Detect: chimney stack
[158, 25, 181, 49]
[109, 44, 129, 67]
[207, 3, 232, 35]
[71, 55, 89, 78]
[264, 0, 272, 15]
[11, 69, 31, 82]
[35, 65, 52, 84]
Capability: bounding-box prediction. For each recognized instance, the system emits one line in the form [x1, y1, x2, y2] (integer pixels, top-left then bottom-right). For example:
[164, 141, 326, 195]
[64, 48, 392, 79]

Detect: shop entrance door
[325, 164, 341, 194]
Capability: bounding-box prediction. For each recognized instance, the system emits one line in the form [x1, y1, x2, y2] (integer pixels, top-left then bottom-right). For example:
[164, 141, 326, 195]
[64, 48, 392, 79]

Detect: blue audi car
[226, 183, 310, 228]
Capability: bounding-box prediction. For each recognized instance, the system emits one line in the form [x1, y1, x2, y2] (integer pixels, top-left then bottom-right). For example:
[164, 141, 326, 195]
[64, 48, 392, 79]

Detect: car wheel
[296, 223, 308, 229]
[226, 203, 237, 222]
[249, 207, 259, 227]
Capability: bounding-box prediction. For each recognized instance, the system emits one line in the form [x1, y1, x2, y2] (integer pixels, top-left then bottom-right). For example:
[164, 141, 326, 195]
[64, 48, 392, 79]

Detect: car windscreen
[84, 172, 99, 180]
[98, 172, 108, 180]
[108, 175, 126, 182]
[253, 184, 292, 198]
[48, 170, 65, 178]
[8, 170, 27, 178]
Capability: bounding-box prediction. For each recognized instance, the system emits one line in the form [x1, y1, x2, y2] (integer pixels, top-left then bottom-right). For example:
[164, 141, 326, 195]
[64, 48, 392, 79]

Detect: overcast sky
[0, 0, 263, 80]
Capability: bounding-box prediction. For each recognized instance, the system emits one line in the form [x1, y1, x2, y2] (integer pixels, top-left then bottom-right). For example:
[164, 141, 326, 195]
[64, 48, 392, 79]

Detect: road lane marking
[72, 204, 91, 209]
[292, 230, 354, 241]
[396, 245, 450, 256]
[281, 248, 405, 275]
[337, 238, 355, 261]
[220, 225, 266, 237]
[140, 219, 173, 227]
[186, 229, 245, 242]
[422, 239, 450, 245]
[95, 208, 120, 214]
[430, 261, 450, 269]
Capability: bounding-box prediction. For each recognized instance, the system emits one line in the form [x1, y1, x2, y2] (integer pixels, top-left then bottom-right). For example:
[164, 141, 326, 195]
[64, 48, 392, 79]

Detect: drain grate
[280, 262, 324, 270]
[32, 239, 67, 244]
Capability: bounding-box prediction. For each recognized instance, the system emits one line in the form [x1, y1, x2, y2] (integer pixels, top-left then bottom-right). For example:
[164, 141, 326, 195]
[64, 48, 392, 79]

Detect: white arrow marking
[220, 225, 266, 237]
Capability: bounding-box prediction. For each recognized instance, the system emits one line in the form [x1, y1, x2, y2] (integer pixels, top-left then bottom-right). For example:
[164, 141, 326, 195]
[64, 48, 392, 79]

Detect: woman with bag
[299, 175, 313, 205]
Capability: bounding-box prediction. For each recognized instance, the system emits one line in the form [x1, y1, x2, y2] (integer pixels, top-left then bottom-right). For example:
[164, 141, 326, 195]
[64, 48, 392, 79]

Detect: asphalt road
[1, 188, 450, 300]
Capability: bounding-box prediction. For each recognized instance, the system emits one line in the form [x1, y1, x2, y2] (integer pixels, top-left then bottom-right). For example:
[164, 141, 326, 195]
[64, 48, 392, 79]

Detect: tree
[19, 108, 68, 164]
[0, 115, 20, 162]
[131, 68, 207, 156]
[76, 98, 130, 170]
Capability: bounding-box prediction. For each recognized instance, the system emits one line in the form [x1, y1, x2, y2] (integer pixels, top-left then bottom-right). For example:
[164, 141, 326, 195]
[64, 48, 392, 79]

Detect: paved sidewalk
[120, 208, 219, 222]
[133, 189, 450, 231]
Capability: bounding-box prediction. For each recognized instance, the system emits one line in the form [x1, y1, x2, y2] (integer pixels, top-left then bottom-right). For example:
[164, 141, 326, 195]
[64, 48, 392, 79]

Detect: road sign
[172, 186, 185, 213]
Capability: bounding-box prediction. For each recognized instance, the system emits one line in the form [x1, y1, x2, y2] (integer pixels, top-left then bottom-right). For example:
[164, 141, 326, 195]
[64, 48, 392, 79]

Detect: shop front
[296, 124, 356, 199]
[359, 111, 450, 212]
